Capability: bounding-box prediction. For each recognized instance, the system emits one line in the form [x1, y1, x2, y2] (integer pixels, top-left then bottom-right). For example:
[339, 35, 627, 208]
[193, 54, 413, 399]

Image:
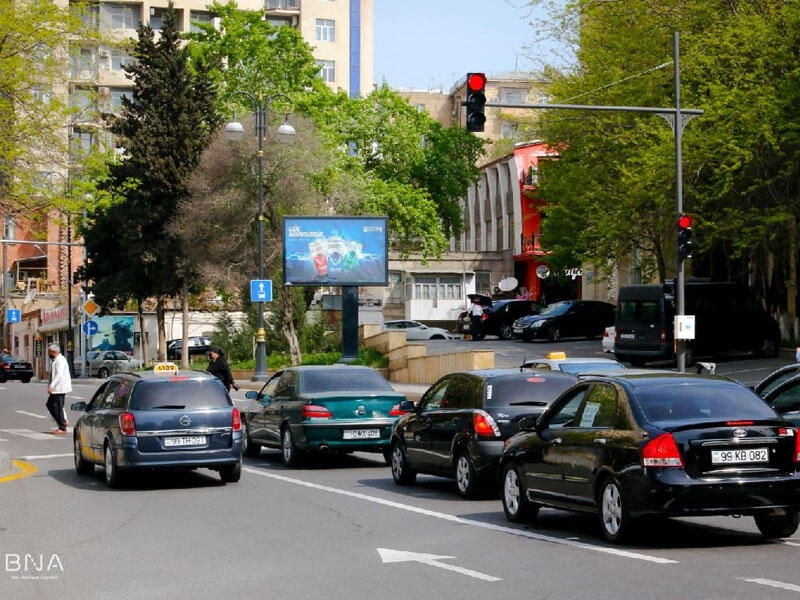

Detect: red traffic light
[678, 214, 692, 229]
[467, 72, 487, 92]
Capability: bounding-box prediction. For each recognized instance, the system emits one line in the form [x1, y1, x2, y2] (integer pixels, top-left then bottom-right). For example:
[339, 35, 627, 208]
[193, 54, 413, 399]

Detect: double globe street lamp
[225, 92, 295, 381]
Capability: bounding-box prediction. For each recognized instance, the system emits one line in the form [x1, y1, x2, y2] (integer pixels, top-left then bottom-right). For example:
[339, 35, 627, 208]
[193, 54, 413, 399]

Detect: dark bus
[614, 281, 780, 366]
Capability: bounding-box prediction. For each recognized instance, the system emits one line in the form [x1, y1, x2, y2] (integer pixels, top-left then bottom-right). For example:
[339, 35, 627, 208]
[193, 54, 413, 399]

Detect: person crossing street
[46, 343, 72, 434]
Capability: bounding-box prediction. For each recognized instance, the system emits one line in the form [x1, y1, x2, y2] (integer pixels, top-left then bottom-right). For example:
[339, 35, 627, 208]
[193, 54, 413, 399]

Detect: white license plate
[711, 447, 768, 464]
[343, 429, 380, 440]
[164, 436, 207, 447]
[619, 333, 635, 339]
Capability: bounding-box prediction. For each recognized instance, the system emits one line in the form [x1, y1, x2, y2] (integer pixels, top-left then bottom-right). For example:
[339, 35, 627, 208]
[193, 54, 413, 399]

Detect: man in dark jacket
[207, 346, 238, 392]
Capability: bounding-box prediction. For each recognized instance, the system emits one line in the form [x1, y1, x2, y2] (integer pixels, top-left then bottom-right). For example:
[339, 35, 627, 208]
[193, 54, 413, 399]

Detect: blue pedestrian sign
[250, 279, 273, 302]
[83, 320, 98, 336]
[6, 309, 21, 323]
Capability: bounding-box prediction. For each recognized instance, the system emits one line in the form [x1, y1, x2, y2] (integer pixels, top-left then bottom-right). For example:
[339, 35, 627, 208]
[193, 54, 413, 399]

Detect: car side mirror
[398, 400, 415, 413]
[518, 415, 538, 431]
[70, 401, 87, 411]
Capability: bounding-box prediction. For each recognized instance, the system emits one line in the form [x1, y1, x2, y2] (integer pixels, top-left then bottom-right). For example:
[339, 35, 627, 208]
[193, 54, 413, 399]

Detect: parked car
[0, 352, 33, 383]
[520, 351, 626, 375]
[70, 365, 243, 488]
[456, 294, 493, 334]
[513, 300, 615, 342]
[241, 365, 408, 467]
[166, 336, 213, 360]
[382, 320, 453, 340]
[389, 369, 578, 497]
[499, 372, 800, 543]
[81, 350, 142, 378]
[602, 326, 616, 353]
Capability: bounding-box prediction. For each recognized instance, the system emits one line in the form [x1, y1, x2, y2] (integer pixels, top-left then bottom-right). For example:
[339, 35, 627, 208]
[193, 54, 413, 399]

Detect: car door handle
[594, 438, 607, 445]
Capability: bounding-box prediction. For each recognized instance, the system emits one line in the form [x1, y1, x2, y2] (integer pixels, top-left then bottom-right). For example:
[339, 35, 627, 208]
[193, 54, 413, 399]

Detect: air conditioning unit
[98, 48, 109, 58]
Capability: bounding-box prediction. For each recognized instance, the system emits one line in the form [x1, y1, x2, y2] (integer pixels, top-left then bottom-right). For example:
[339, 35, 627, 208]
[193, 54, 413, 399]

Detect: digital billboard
[283, 216, 388, 286]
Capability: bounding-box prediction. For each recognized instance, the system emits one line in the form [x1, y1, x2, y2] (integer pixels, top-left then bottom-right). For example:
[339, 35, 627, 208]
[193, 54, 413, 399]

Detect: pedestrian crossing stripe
[0, 428, 72, 441]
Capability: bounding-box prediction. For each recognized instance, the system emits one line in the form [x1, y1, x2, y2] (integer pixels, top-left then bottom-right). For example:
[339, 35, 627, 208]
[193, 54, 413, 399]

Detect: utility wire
[561, 61, 673, 103]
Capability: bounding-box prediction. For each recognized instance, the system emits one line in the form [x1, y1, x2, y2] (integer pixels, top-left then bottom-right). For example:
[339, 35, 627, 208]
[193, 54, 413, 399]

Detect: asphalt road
[3, 349, 800, 599]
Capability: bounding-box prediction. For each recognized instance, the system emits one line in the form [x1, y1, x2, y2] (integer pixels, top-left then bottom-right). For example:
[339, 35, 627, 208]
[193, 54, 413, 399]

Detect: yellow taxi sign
[153, 362, 179, 373]
[546, 351, 567, 360]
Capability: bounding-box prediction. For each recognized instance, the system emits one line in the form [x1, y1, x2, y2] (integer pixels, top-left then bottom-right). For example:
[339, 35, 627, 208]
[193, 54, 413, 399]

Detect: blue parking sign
[250, 280, 273, 302]
[6, 309, 20, 323]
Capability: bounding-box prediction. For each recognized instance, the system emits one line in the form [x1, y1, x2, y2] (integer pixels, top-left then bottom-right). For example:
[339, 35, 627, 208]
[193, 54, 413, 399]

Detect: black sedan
[241, 365, 408, 467]
[389, 369, 577, 498]
[500, 372, 800, 543]
[758, 372, 800, 427]
[71, 365, 243, 488]
[512, 300, 615, 342]
[0, 352, 33, 383]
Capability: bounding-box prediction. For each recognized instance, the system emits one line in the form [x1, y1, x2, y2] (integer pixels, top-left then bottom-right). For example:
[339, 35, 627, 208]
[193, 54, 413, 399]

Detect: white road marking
[0, 429, 72, 440]
[243, 467, 677, 564]
[741, 578, 800, 592]
[377, 547, 501, 581]
[20, 453, 73, 460]
[16, 410, 48, 419]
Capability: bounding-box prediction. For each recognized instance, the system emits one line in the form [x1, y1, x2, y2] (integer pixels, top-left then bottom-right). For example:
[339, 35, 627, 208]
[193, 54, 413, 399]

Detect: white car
[381, 320, 453, 340]
[79, 350, 143, 378]
[602, 326, 616, 353]
[521, 351, 625, 375]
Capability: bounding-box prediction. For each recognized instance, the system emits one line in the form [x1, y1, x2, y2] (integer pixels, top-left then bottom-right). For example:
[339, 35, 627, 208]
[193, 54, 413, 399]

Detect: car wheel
[0, 374, 6, 383]
[281, 427, 300, 468]
[501, 463, 538, 522]
[390, 440, 416, 485]
[73, 433, 94, 476]
[21, 377, 31, 383]
[219, 461, 242, 484]
[104, 441, 124, 489]
[548, 326, 561, 342]
[754, 512, 800, 539]
[98, 366, 109, 379]
[455, 452, 481, 498]
[498, 324, 514, 340]
[598, 477, 633, 543]
[241, 419, 261, 458]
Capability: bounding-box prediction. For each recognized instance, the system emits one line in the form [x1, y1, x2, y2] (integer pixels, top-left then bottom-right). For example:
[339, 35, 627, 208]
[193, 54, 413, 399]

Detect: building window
[150, 7, 169, 30]
[413, 276, 462, 300]
[537, 92, 550, 104]
[110, 88, 130, 112]
[70, 47, 94, 80]
[475, 272, 492, 296]
[500, 89, 524, 104]
[111, 48, 133, 75]
[388, 272, 404, 303]
[190, 10, 212, 33]
[316, 19, 335, 42]
[316, 60, 335, 83]
[4, 217, 16, 240]
[103, 3, 139, 30]
[70, 128, 95, 161]
[75, 2, 99, 28]
[266, 0, 298, 8]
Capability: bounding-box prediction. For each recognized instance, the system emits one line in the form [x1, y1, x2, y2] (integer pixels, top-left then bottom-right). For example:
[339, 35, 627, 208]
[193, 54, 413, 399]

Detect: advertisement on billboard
[283, 216, 388, 286]
[88, 315, 135, 353]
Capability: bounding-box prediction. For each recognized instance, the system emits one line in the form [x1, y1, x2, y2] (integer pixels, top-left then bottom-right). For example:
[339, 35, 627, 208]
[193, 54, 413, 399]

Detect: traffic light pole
[475, 32, 702, 371]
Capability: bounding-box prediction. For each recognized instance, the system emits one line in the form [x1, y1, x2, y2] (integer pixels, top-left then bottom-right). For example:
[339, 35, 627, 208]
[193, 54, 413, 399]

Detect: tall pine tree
[81, 3, 221, 358]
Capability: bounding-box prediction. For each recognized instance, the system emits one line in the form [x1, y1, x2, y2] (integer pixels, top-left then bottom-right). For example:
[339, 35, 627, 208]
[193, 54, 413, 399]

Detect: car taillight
[389, 404, 405, 416]
[473, 410, 501, 438]
[119, 412, 136, 436]
[232, 407, 242, 432]
[659, 329, 667, 343]
[794, 432, 800, 464]
[302, 404, 332, 419]
[642, 433, 684, 467]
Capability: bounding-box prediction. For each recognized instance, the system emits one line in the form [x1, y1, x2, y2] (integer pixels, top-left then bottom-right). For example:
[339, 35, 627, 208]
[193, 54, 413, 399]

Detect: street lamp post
[225, 93, 295, 381]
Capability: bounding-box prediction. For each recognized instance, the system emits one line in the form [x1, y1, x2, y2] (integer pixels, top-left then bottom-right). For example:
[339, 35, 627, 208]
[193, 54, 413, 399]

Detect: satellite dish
[498, 277, 518, 292]
[536, 265, 551, 279]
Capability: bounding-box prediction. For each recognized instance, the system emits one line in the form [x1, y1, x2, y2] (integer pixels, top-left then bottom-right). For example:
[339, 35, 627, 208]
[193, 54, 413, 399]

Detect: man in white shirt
[469, 298, 484, 340]
[46, 343, 72, 434]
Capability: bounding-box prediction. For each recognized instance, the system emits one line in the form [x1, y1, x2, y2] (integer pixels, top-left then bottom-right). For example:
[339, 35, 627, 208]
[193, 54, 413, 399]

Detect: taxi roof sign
[547, 351, 567, 360]
[153, 362, 179, 374]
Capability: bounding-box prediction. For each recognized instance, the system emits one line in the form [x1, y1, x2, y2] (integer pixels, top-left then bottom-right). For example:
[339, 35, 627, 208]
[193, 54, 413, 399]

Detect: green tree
[80, 3, 221, 358]
[0, 0, 92, 215]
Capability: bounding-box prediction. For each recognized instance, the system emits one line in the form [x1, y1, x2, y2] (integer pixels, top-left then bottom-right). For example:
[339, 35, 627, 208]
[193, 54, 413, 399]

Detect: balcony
[265, 0, 299, 11]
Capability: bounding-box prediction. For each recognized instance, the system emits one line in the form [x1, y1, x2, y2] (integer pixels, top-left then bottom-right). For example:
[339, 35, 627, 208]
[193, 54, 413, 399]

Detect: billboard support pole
[339, 286, 358, 362]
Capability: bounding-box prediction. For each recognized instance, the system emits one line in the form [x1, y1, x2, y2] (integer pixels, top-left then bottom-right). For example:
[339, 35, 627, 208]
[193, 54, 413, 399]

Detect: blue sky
[372, 1, 560, 91]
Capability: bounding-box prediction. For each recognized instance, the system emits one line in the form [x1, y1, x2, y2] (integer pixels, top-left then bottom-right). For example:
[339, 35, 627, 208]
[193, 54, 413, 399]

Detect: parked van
[613, 281, 780, 366]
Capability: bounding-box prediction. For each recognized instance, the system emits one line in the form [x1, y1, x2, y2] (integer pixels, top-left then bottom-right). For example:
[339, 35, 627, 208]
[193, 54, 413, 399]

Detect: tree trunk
[137, 301, 147, 366]
[280, 286, 301, 365]
[156, 296, 166, 361]
[181, 279, 189, 369]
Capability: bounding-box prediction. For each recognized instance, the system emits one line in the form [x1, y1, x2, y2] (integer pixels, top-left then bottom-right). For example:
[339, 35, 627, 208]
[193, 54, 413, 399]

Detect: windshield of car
[0, 353, 26, 362]
[635, 381, 778, 422]
[131, 379, 231, 410]
[558, 362, 626, 375]
[301, 369, 394, 394]
[539, 302, 570, 316]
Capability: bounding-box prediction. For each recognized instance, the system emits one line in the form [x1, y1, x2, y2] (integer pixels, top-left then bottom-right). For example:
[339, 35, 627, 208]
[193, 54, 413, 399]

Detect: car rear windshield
[484, 375, 575, 407]
[636, 381, 778, 422]
[301, 369, 394, 394]
[130, 379, 231, 410]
